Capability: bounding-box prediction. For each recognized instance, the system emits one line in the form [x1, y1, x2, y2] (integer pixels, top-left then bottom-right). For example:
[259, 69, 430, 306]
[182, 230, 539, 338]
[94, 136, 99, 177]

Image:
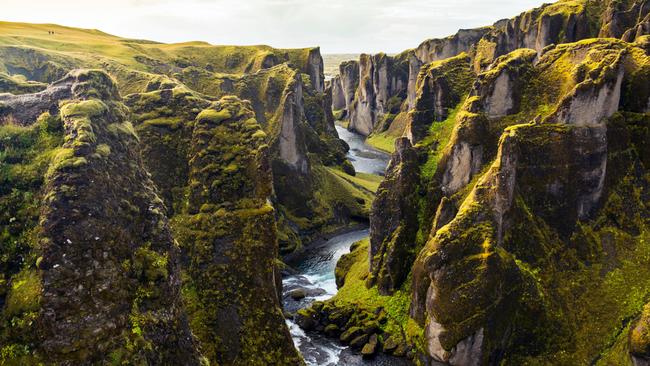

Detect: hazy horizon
[4, 0, 547, 54]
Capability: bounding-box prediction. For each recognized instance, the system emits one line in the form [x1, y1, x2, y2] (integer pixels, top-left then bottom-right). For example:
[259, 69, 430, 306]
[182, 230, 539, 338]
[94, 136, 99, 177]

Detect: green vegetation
[0, 21, 322, 97]
[329, 168, 383, 193]
[367, 132, 397, 153]
[418, 102, 463, 179]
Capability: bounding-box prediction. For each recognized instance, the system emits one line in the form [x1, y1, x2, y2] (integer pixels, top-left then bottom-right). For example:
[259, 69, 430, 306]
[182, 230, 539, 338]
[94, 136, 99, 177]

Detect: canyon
[0, 0, 649, 365]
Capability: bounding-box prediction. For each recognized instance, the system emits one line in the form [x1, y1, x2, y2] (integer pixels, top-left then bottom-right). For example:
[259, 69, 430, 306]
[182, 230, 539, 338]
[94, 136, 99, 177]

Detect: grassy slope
[0, 21, 319, 94]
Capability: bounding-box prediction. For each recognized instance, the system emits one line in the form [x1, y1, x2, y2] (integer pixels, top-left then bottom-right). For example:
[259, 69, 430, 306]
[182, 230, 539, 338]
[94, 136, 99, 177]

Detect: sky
[3, 0, 547, 54]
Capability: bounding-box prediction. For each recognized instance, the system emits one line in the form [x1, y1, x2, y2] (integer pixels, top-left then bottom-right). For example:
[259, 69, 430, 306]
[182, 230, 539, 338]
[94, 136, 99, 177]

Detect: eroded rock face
[441, 141, 484, 195]
[1, 70, 202, 365]
[338, 0, 648, 138]
[368, 138, 419, 294]
[471, 49, 537, 119]
[413, 121, 616, 364]
[333, 60, 360, 119]
[307, 47, 325, 93]
[332, 75, 346, 111]
[177, 96, 303, 365]
[406, 40, 650, 365]
[406, 54, 474, 143]
[349, 54, 408, 136]
[415, 28, 490, 64]
[600, 0, 650, 40]
[278, 75, 310, 174]
[548, 53, 625, 127]
[0, 70, 120, 126]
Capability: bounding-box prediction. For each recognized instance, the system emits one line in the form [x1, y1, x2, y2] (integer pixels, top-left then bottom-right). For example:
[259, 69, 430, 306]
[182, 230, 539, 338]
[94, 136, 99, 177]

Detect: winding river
[282, 125, 412, 365]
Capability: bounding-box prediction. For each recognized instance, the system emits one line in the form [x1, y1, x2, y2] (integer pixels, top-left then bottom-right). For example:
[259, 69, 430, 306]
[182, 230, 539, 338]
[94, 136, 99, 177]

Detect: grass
[328, 168, 383, 193]
[0, 21, 322, 95]
[332, 238, 414, 338]
[318, 166, 375, 214]
[366, 132, 397, 153]
[4, 269, 41, 317]
[418, 102, 463, 179]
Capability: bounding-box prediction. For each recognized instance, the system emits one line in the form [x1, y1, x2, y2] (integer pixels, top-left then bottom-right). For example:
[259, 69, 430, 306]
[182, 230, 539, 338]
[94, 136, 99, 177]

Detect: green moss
[95, 143, 111, 157]
[418, 101, 463, 180]
[0, 115, 63, 332]
[0, 269, 42, 365]
[196, 108, 231, 124]
[252, 129, 267, 139]
[4, 269, 40, 317]
[0, 72, 45, 94]
[143, 117, 183, 130]
[45, 147, 77, 177]
[107, 122, 139, 141]
[133, 244, 169, 282]
[331, 238, 416, 345]
[60, 99, 107, 119]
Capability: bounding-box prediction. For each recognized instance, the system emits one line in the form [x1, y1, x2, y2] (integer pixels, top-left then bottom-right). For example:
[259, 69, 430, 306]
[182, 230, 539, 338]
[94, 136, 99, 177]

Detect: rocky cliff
[0, 70, 203, 365]
[339, 0, 650, 146]
[323, 2, 650, 365]
[331, 60, 360, 119]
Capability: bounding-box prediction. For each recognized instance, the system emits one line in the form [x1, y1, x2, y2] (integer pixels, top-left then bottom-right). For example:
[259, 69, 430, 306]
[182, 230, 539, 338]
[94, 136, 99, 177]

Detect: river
[282, 125, 412, 365]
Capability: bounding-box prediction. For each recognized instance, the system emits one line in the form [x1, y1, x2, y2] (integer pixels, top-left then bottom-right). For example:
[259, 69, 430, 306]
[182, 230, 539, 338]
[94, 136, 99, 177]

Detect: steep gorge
[0, 0, 649, 365]
[308, 0, 650, 365]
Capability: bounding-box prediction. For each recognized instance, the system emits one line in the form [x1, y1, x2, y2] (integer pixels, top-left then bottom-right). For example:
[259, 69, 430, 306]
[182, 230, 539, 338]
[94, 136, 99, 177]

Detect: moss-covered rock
[332, 36, 650, 366]
[169, 96, 303, 365]
[1, 69, 202, 365]
[406, 53, 475, 143]
[368, 138, 420, 294]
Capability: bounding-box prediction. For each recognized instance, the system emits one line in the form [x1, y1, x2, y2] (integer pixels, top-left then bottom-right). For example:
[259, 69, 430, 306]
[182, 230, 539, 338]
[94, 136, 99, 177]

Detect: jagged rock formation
[331, 60, 360, 119]
[405, 53, 474, 142]
[405, 38, 650, 365]
[0, 21, 371, 256]
[368, 138, 419, 294]
[0, 68, 309, 365]
[325, 4, 650, 364]
[438, 49, 538, 196]
[172, 96, 302, 365]
[0, 21, 373, 365]
[600, 0, 650, 41]
[348, 53, 409, 136]
[339, 0, 650, 143]
[124, 82, 307, 364]
[0, 70, 202, 365]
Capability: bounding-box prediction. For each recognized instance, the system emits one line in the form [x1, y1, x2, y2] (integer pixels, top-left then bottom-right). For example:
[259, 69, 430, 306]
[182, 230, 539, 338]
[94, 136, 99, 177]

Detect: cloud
[4, 0, 547, 53]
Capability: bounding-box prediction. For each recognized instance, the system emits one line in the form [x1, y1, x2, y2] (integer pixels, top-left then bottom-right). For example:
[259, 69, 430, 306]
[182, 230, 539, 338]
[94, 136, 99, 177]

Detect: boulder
[340, 326, 365, 343]
[361, 334, 378, 357]
[350, 334, 370, 349]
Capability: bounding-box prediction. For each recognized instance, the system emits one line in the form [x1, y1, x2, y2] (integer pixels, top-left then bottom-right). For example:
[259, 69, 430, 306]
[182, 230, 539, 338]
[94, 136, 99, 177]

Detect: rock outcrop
[0, 70, 202, 365]
[348, 53, 409, 136]
[174, 96, 303, 365]
[368, 138, 419, 294]
[405, 53, 474, 143]
[338, 0, 649, 139]
[331, 60, 360, 119]
[600, 0, 650, 41]
[423, 40, 648, 364]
